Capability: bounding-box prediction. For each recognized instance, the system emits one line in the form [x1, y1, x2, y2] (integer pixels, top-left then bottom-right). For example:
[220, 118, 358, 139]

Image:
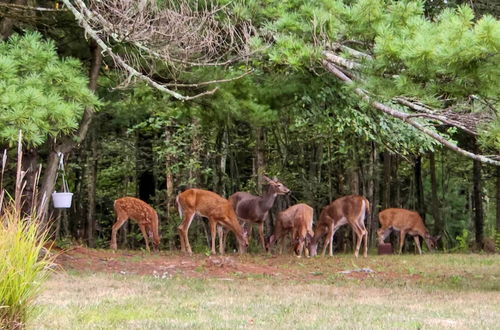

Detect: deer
[110, 197, 160, 252]
[309, 195, 370, 258]
[268, 203, 314, 257]
[176, 188, 248, 255]
[228, 176, 290, 251]
[377, 208, 440, 254]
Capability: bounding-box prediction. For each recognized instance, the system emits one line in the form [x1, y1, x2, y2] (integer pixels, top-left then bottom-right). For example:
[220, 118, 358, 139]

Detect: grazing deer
[268, 203, 314, 257]
[110, 197, 160, 252]
[377, 208, 440, 254]
[176, 188, 248, 255]
[310, 195, 370, 258]
[228, 176, 290, 251]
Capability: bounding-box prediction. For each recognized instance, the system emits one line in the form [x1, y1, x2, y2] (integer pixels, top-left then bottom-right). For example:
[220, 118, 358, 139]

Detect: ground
[31, 247, 500, 329]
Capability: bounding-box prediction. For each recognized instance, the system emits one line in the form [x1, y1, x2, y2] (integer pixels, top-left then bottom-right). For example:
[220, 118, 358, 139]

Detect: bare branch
[62, 0, 189, 100]
[396, 98, 478, 136]
[0, 2, 65, 12]
[324, 51, 361, 70]
[330, 44, 373, 60]
[322, 60, 500, 166]
[163, 70, 253, 87]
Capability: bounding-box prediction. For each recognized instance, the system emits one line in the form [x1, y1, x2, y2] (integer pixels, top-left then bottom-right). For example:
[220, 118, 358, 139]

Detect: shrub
[0, 203, 52, 329]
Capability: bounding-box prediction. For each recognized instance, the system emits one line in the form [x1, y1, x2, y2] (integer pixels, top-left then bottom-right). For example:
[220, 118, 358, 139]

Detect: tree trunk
[414, 156, 425, 221]
[367, 143, 378, 247]
[496, 166, 500, 237]
[86, 129, 97, 247]
[38, 41, 102, 223]
[472, 157, 484, 249]
[21, 147, 39, 216]
[382, 152, 391, 209]
[390, 154, 400, 207]
[137, 130, 155, 203]
[0, 0, 27, 39]
[255, 127, 266, 193]
[429, 153, 442, 237]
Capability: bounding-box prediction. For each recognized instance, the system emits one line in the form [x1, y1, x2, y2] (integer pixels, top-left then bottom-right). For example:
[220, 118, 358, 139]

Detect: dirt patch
[53, 246, 423, 283]
[54, 246, 285, 279]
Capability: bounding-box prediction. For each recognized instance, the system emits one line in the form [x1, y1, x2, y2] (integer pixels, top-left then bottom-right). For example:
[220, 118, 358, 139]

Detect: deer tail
[176, 195, 183, 218]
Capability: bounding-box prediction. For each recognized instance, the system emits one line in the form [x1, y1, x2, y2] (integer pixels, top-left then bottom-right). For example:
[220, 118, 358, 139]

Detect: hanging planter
[52, 191, 73, 208]
[52, 152, 73, 209]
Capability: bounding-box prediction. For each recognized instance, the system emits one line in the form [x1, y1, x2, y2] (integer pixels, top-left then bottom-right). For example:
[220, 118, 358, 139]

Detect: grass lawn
[31, 252, 500, 329]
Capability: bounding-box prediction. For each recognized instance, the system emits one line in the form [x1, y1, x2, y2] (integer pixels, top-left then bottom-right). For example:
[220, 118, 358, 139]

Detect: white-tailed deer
[377, 208, 440, 254]
[229, 176, 290, 251]
[110, 197, 160, 252]
[309, 195, 370, 258]
[176, 188, 248, 255]
[268, 203, 314, 257]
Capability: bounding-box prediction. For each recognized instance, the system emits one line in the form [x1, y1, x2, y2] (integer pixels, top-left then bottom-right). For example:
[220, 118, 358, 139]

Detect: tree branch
[0, 2, 65, 12]
[62, 0, 215, 101]
[396, 97, 478, 136]
[322, 60, 500, 166]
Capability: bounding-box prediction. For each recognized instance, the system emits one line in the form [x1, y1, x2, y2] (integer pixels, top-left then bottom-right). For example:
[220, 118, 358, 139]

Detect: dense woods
[0, 0, 499, 254]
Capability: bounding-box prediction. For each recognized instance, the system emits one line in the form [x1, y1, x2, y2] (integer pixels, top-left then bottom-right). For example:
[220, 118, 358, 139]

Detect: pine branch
[322, 60, 500, 167]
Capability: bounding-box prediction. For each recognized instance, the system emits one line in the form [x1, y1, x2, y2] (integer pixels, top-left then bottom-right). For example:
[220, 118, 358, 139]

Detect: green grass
[30, 253, 500, 329]
[0, 206, 52, 329]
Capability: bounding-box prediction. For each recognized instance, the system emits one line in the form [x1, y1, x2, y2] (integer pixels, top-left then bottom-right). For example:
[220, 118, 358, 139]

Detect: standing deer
[377, 208, 440, 254]
[228, 176, 290, 251]
[268, 203, 314, 257]
[176, 188, 248, 255]
[310, 195, 370, 258]
[110, 197, 160, 252]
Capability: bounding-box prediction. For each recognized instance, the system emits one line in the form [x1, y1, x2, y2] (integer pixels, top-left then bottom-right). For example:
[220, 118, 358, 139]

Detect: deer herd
[111, 176, 440, 257]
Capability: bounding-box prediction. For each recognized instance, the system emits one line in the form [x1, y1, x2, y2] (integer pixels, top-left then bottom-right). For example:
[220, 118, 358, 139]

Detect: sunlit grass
[32, 253, 500, 329]
[0, 204, 52, 329]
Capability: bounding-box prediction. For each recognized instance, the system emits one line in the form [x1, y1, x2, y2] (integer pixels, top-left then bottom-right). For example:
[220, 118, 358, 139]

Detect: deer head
[262, 175, 290, 195]
[424, 233, 441, 251]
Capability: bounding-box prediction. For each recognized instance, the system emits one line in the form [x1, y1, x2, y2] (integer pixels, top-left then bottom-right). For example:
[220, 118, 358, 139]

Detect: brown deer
[268, 203, 314, 257]
[228, 176, 290, 251]
[176, 188, 248, 255]
[310, 195, 370, 258]
[377, 208, 440, 254]
[110, 197, 160, 252]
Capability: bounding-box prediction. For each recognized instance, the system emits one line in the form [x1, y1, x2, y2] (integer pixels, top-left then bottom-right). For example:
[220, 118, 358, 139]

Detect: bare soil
[53, 245, 421, 282]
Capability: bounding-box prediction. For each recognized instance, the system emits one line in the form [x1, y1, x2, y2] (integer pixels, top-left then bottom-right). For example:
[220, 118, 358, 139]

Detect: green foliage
[0, 203, 52, 328]
[453, 229, 471, 253]
[0, 32, 99, 147]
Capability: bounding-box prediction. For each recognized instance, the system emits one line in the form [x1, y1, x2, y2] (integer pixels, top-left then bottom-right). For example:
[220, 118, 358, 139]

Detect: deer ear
[435, 235, 442, 241]
[262, 175, 273, 182]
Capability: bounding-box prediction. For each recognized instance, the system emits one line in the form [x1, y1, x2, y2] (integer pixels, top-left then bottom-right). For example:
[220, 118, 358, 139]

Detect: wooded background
[0, 0, 498, 253]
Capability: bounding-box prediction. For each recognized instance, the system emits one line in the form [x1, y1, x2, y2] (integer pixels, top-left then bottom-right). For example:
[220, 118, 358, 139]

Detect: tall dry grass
[0, 131, 53, 329]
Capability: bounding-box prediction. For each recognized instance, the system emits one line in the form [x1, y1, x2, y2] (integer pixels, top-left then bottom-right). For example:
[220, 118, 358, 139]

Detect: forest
[0, 0, 499, 327]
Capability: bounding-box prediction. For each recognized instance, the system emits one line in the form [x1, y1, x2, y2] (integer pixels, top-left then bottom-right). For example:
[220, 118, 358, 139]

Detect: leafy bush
[452, 229, 471, 253]
[0, 203, 52, 329]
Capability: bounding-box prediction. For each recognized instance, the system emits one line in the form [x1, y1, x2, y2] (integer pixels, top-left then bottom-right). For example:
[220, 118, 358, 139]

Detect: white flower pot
[52, 192, 73, 208]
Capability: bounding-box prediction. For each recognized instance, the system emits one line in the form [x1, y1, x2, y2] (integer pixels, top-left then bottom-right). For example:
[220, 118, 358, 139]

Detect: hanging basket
[52, 152, 73, 208]
[52, 192, 73, 208]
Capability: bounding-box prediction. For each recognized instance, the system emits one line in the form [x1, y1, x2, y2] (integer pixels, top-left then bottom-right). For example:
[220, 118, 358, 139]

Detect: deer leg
[279, 232, 286, 255]
[138, 223, 151, 252]
[362, 228, 368, 258]
[353, 221, 368, 258]
[178, 210, 195, 254]
[258, 222, 266, 251]
[399, 230, 407, 254]
[110, 216, 128, 251]
[322, 225, 334, 257]
[217, 226, 225, 255]
[209, 219, 217, 255]
[413, 235, 422, 255]
[329, 226, 339, 257]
